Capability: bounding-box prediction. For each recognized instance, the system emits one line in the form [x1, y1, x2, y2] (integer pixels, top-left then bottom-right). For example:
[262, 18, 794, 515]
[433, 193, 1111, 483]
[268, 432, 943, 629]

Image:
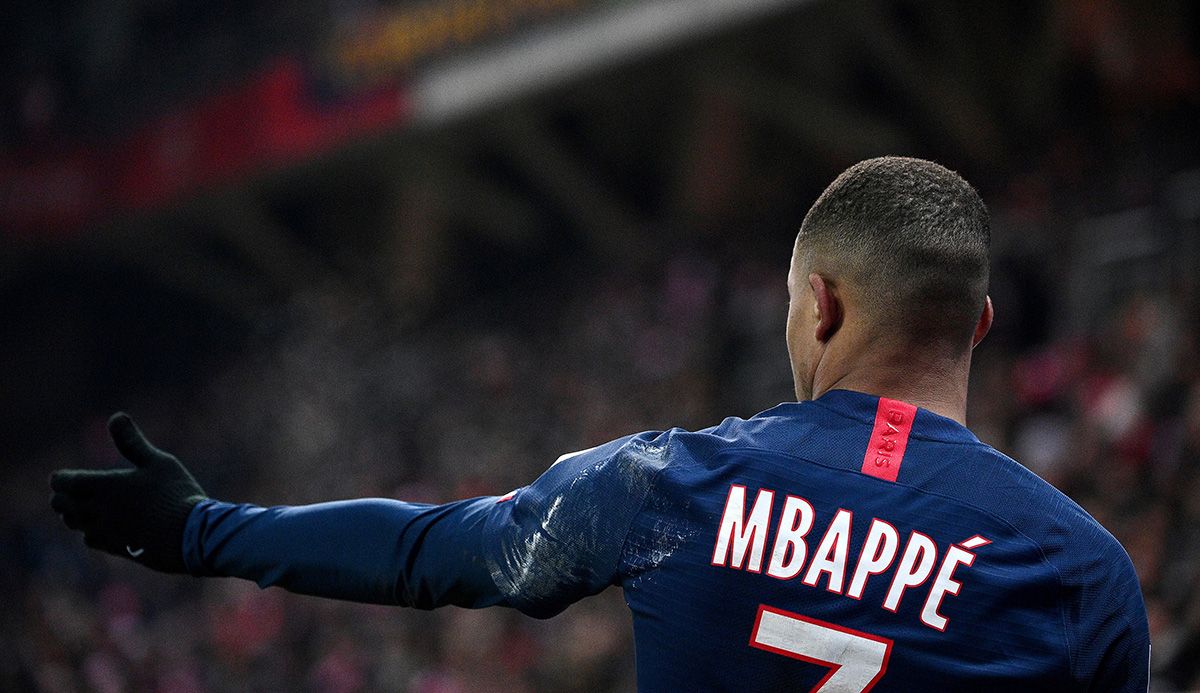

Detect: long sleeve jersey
[182, 389, 1149, 691]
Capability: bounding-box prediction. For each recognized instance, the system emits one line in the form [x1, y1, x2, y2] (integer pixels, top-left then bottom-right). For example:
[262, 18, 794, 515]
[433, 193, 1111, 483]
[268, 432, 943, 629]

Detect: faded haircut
[796, 156, 990, 347]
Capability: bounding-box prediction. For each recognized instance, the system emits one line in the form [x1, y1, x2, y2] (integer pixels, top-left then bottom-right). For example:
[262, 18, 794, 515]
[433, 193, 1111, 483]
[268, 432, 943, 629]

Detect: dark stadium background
[2, 0, 1199, 690]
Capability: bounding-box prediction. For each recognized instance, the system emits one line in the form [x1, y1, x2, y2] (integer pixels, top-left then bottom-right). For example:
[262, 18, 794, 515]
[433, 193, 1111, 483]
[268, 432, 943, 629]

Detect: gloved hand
[50, 413, 207, 573]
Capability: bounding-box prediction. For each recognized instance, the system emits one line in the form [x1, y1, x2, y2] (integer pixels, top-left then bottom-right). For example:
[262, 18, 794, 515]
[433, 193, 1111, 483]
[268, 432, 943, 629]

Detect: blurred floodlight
[411, 0, 811, 125]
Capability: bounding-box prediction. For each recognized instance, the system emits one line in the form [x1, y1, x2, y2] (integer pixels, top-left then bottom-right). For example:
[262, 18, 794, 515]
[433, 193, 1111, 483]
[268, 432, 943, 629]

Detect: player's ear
[809, 273, 842, 343]
[971, 296, 993, 349]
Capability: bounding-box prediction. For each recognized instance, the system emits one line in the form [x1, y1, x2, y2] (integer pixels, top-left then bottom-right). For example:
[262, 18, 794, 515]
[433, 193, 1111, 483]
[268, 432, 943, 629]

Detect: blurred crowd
[3, 1, 1199, 687]
[4, 203, 1200, 692]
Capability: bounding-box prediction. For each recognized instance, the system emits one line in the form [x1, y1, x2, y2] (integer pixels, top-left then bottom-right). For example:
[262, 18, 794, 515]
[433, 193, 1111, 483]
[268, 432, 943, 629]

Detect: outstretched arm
[182, 496, 513, 609]
[51, 415, 660, 618]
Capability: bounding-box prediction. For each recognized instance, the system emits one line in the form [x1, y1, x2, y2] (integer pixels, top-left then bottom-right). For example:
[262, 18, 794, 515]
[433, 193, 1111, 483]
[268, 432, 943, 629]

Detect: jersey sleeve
[1057, 524, 1150, 691]
[1078, 551, 1150, 692]
[181, 431, 669, 618]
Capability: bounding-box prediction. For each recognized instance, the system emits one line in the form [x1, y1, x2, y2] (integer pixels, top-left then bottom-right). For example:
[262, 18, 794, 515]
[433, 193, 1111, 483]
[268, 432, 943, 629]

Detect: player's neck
[811, 346, 973, 425]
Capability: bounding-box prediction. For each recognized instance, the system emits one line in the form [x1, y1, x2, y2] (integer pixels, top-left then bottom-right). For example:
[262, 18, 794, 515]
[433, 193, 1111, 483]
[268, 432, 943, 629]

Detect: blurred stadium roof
[6, 0, 1195, 303]
[1, 0, 1197, 450]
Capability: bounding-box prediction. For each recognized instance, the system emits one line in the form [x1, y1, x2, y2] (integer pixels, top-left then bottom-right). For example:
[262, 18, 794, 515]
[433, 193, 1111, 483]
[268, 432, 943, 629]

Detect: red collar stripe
[861, 398, 917, 482]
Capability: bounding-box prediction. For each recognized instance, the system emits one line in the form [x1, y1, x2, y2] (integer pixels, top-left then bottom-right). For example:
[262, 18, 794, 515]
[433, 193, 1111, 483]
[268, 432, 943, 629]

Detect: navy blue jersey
[182, 389, 1148, 691]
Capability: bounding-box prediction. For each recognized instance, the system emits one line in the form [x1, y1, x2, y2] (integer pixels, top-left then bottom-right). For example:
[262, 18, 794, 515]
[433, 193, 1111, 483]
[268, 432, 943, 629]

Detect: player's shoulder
[940, 440, 1144, 654]
[671, 400, 836, 456]
[959, 443, 1128, 558]
[966, 449, 1148, 681]
[554, 397, 889, 484]
[547, 408, 790, 476]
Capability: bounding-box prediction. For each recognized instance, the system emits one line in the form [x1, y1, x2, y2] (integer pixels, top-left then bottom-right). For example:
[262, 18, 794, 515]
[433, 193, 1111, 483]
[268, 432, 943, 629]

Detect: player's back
[618, 389, 1148, 691]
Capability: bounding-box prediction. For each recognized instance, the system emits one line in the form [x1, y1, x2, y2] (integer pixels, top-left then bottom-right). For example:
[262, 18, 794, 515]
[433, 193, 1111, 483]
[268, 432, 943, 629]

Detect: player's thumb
[107, 412, 166, 468]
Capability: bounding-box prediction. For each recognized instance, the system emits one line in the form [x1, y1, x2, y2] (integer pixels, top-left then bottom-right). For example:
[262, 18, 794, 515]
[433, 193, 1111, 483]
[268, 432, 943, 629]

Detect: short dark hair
[797, 156, 990, 347]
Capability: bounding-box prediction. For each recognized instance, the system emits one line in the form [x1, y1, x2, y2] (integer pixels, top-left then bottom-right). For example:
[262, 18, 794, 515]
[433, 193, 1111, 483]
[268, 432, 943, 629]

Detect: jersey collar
[759, 389, 982, 445]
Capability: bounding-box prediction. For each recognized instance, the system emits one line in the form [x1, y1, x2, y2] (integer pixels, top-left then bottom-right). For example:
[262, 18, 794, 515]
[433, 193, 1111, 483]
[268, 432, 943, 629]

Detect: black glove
[50, 413, 207, 574]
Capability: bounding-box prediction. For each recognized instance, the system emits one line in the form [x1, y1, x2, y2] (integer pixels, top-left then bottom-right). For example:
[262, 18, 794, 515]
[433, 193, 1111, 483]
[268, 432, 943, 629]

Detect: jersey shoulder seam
[614, 432, 687, 581]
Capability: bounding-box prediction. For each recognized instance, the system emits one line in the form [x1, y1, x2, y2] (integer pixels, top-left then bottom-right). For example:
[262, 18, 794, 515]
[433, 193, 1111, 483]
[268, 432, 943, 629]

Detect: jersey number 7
[749, 604, 893, 692]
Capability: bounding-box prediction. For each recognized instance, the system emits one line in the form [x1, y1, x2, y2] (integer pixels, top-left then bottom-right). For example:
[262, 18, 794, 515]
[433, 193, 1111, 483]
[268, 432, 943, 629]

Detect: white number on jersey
[749, 604, 893, 692]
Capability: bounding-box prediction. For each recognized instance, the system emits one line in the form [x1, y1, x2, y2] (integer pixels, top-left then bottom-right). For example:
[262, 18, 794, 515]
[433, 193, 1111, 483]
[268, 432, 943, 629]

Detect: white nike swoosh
[126, 545, 145, 558]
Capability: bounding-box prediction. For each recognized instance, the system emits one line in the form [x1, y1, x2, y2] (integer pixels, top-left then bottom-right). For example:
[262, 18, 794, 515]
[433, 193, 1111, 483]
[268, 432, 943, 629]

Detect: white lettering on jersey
[766, 495, 816, 580]
[847, 519, 900, 600]
[711, 485, 775, 572]
[882, 531, 937, 612]
[920, 545, 977, 631]
[801, 509, 853, 593]
[711, 484, 988, 631]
